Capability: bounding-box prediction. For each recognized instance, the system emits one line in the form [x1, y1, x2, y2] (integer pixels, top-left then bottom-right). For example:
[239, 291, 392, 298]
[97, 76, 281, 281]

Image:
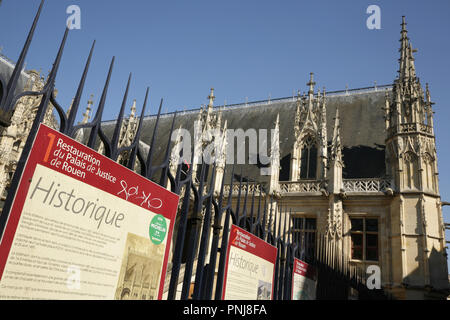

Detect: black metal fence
[0, 1, 391, 301]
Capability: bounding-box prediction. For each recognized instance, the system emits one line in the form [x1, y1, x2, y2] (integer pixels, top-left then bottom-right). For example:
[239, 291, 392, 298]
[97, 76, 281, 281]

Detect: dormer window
[300, 135, 317, 180]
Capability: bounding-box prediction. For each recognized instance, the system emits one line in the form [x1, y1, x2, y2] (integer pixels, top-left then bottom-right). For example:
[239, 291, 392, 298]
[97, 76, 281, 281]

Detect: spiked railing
[0, 0, 44, 127]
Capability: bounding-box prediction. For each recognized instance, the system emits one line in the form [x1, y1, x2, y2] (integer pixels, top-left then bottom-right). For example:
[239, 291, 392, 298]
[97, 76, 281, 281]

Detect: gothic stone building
[0, 55, 59, 204]
[1, 17, 449, 299]
[111, 17, 447, 300]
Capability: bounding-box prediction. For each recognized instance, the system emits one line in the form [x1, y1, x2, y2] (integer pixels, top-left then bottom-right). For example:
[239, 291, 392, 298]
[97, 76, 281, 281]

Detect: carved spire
[425, 83, 431, 104]
[330, 109, 343, 164]
[384, 90, 390, 130]
[386, 16, 438, 194]
[399, 16, 409, 79]
[80, 94, 93, 124]
[319, 87, 328, 179]
[398, 16, 418, 82]
[208, 88, 215, 112]
[193, 106, 203, 163]
[290, 74, 327, 181]
[326, 109, 345, 240]
[388, 16, 429, 132]
[120, 99, 140, 149]
[425, 83, 434, 130]
[307, 72, 316, 97]
[328, 108, 344, 195]
[66, 98, 75, 118]
[198, 104, 204, 123]
[269, 114, 281, 195]
[170, 125, 183, 174]
[213, 119, 228, 196]
[294, 90, 302, 136]
[200, 88, 218, 131]
[272, 114, 280, 171]
[74, 95, 93, 143]
[130, 99, 137, 119]
[302, 74, 319, 134]
[319, 88, 327, 136]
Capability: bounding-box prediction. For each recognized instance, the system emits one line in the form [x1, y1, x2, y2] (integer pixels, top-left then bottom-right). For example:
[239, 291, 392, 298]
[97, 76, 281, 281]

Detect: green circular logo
[149, 215, 167, 245]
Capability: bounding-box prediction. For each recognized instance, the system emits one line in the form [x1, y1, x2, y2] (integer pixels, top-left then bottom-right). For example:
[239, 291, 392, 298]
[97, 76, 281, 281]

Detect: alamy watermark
[67, 265, 81, 290]
[66, 5, 81, 30]
[171, 121, 278, 176]
[366, 5, 381, 30]
[366, 265, 381, 290]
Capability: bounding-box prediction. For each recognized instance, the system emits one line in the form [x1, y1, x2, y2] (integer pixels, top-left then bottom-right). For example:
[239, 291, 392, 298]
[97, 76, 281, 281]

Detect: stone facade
[0, 65, 58, 201]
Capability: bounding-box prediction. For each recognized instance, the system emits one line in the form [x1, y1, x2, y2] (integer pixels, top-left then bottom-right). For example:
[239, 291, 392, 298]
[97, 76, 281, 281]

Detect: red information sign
[222, 225, 277, 300]
[0, 124, 179, 300]
[291, 258, 317, 300]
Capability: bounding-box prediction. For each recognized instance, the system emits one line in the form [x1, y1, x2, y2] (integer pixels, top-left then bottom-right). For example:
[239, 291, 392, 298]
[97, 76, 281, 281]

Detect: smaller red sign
[291, 258, 317, 300]
[222, 225, 277, 300]
[293, 259, 316, 280]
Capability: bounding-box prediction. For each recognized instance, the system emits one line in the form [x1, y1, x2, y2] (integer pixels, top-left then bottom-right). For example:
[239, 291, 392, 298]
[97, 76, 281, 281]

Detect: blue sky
[1, 1, 450, 265]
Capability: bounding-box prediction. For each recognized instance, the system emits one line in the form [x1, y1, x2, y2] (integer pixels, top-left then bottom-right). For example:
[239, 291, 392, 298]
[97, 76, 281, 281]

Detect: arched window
[300, 135, 317, 180]
[12, 140, 21, 152]
[403, 151, 419, 189]
[423, 153, 436, 191]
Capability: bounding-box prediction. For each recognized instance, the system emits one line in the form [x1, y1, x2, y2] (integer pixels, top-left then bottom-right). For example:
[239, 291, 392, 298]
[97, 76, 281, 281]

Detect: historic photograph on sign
[115, 233, 165, 300]
[257, 280, 272, 300]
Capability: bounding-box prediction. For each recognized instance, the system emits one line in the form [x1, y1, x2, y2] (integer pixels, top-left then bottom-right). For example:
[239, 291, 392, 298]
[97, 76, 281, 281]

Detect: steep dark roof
[100, 85, 392, 182]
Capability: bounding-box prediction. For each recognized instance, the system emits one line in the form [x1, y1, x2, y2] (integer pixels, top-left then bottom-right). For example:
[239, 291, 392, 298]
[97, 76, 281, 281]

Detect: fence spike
[267, 197, 273, 242]
[256, 187, 262, 233]
[240, 178, 250, 229]
[227, 164, 235, 200]
[87, 56, 115, 148]
[159, 111, 178, 187]
[249, 180, 256, 233]
[110, 73, 132, 158]
[1, 0, 45, 120]
[127, 87, 149, 171]
[288, 210, 292, 245]
[262, 195, 267, 240]
[66, 40, 95, 135]
[234, 168, 243, 220]
[192, 164, 216, 299]
[273, 204, 278, 239]
[217, 163, 228, 207]
[145, 98, 163, 178]
[277, 205, 283, 240]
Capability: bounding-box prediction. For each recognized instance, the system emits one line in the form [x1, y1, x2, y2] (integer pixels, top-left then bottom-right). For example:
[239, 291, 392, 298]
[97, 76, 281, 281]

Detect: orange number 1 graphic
[43, 133, 56, 163]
